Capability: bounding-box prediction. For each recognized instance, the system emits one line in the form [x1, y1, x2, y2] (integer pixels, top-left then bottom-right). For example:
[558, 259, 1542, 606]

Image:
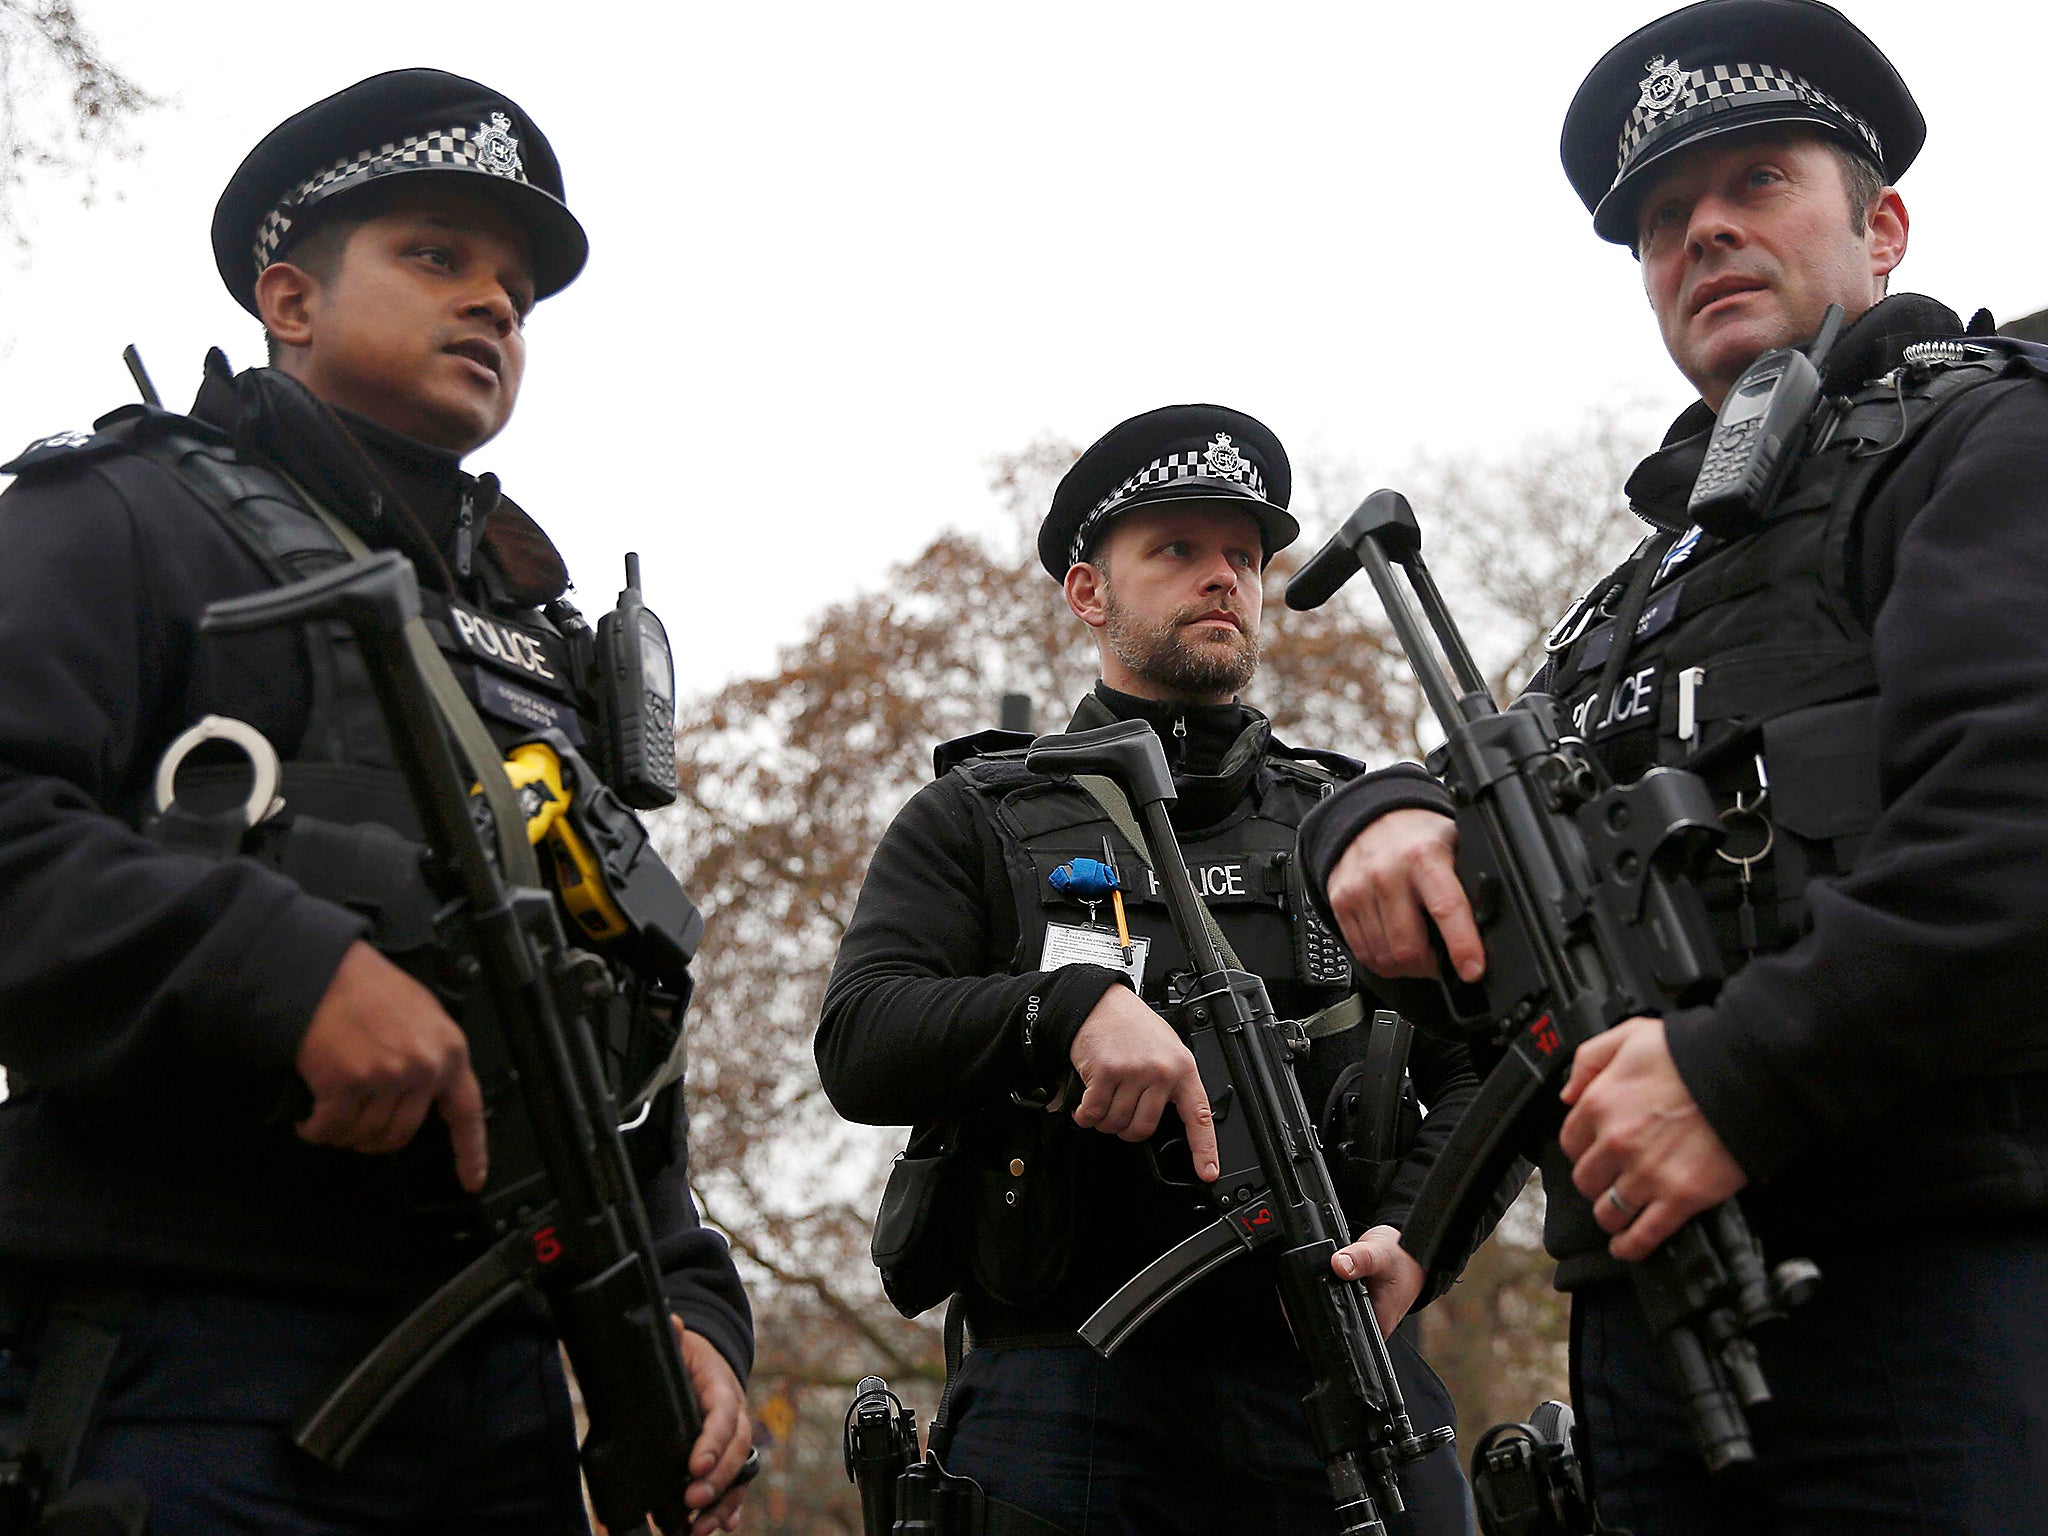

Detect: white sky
[3, 0, 2042, 696]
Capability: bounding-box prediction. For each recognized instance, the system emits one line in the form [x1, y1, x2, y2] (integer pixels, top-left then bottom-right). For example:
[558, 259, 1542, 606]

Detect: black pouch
[962, 1109, 1077, 1310]
[873, 1121, 962, 1319]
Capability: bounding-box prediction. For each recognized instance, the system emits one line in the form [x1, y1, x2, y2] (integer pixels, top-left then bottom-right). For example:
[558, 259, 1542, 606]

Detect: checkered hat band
[1619, 62, 1881, 175]
[251, 121, 529, 274]
[1068, 450, 1268, 564]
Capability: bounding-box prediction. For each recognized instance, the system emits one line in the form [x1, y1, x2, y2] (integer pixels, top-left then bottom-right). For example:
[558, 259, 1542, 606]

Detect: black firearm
[1285, 490, 1820, 1473]
[203, 552, 709, 1536]
[1023, 721, 1452, 1536]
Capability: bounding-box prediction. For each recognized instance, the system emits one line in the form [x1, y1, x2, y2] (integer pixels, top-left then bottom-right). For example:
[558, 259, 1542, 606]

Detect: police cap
[1039, 405, 1296, 581]
[213, 69, 588, 316]
[1562, 0, 1924, 246]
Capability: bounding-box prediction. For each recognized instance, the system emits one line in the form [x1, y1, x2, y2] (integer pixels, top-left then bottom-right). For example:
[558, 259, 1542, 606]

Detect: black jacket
[1301, 298, 2048, 1275]
[0, 360, 752, 1379]
[818, 683, 1513, 1345]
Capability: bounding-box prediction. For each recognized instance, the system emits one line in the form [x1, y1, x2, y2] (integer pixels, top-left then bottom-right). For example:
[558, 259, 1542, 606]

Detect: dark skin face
[1633, 130, 1907, 410]
[256, 186, 536, 455]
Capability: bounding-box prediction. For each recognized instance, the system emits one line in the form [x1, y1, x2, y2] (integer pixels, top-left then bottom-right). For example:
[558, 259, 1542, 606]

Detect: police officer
[817, 405, 1509, 1535]
[1299, 3, 2048, 1530]
[0, 72, 753, 1533]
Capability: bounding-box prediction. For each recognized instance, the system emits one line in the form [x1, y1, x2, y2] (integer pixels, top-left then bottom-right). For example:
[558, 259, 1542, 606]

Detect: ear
[1064, 560, 1110, 631]
[1867, 188, 1909, 284]
[255, 261, 321, 355]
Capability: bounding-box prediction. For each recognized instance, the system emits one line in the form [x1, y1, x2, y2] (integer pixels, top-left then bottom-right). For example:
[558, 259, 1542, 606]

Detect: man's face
[1635, 131, 1905, 408]
[1069, 504, 1264, 703]
[273, 187, 535, 454]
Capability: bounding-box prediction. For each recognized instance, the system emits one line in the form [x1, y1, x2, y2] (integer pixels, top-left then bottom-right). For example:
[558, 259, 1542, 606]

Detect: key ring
[152, 714, 286, 829]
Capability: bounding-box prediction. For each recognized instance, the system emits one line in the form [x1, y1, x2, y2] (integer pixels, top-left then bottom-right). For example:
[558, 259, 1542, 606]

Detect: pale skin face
[256, 186, 535, 455]
[1634, 129, 1908, 410]
[1062, 503, 1264, 706]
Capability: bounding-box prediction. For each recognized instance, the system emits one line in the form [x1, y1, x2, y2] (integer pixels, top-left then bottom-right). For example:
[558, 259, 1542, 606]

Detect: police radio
[1687, 302, 1844, 538]
[594, 553, 678, 809]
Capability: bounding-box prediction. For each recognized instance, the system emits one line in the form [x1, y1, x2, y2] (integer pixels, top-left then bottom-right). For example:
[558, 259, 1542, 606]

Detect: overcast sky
[4, 0, 2042, 696]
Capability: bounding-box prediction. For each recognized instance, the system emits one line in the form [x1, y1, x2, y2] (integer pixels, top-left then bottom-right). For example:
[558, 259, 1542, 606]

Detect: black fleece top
[0, 362, 752, 1379]
[1300, 297, 2048, 1272]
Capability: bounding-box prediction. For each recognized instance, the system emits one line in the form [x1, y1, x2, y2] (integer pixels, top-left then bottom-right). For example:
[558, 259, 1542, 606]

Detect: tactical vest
[1549, 344, 2046, 956]
[1536, 341, 2048, 1276]
[6, 410, 683, 1184]
[919, 730, 1407, 1327]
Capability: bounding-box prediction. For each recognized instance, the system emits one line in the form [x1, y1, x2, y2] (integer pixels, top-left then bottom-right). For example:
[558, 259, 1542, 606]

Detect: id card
[1040, 921, 1148, 991]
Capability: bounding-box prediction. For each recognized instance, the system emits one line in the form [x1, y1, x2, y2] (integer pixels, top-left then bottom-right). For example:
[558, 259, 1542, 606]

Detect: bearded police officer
[0, 72, 753, 1533]
[817, 406, 1511, 1535]
[1299, 3, 2048, 1529]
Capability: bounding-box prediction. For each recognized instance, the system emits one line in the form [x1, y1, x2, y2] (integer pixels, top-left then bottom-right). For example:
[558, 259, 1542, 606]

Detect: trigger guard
[153, 714, 285, 828]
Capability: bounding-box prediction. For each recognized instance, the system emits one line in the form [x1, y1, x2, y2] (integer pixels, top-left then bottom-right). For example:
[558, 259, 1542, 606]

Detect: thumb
[1558, 1027, 1622, 1106]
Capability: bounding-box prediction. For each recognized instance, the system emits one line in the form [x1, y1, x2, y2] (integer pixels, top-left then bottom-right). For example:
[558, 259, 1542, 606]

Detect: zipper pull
[455, 491, 475, 579]
[1172, 714, 1188, 771]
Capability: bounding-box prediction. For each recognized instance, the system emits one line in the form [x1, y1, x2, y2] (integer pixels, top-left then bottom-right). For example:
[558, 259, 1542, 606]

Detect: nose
[1685, 193, 1746, 262]
[461, 282, 518, 337]
[1198, 549, 1241, 595]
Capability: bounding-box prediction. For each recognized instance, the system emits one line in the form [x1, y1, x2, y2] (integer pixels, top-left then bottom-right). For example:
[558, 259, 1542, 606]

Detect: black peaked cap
[1563, 0, 1923, 245]
[213, 69, 588, 315]
[1040, 405, 1296, 581]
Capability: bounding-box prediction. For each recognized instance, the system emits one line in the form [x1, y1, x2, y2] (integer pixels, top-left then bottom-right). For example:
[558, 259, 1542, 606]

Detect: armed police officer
[0, 72, 753, 1534]
[818, 405, 1514, 1535]
[1299, 2, 2048, 1529]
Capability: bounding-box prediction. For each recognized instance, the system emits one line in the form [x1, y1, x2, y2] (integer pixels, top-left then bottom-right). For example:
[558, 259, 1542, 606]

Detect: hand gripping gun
[202, 552, 709, 1536]
[1022, 721, 1453, 1536]
[1285, 490, 1821, 1473]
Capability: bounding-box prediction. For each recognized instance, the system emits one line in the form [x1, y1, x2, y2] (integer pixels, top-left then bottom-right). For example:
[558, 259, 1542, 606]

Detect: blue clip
[1049, 857, 1120, 901]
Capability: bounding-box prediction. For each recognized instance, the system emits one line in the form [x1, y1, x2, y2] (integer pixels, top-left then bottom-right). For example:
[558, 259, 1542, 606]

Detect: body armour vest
[1534, 339, 2048, 1278]
[6, 407, 686, 1199]
[932, 710, 1404, 1336]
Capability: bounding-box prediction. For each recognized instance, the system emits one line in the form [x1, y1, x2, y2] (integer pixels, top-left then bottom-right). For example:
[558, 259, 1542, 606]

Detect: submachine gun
[1284, 490, 1821, 1473]
[202, 552, 717, 1536]
[1048, 721, 1450, 1534]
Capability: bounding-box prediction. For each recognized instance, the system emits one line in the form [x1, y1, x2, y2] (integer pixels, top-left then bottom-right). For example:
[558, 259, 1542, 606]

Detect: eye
[1747, 165, 1784, 189]
[414, 244, 455, 269]
[1230, 549, 1257, 570]
[1161, 540, 1192, 558]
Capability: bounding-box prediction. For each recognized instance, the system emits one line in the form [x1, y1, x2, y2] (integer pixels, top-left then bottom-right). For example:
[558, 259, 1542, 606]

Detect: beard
[1102, 582, 1260, 698]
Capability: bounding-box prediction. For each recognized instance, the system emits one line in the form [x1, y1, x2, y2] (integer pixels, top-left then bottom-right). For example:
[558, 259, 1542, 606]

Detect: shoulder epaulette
[1, 404, 214, 478]
[1267, 740, 1366, 783]
[933, 728, 1034, 780]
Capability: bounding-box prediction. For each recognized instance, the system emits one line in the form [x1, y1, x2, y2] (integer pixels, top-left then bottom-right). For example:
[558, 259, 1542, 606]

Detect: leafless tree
[662, 412, 1655, 1530]
[0, 0, 157, 243]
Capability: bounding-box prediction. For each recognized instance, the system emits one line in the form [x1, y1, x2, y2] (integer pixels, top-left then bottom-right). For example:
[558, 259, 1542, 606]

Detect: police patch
[445, 601, 563, 686]
[1568, 659, 1664, 741]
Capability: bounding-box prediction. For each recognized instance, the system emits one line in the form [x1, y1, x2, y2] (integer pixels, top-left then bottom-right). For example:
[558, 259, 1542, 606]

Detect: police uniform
[1302, 5, 2048, 1530]
[818, 407, 1506, 1536]
[0, 72, 750, 1532]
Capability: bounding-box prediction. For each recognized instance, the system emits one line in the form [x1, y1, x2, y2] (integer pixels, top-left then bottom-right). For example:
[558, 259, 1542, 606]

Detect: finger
[1567, 1127, 1622, 1200]
[346, 1090, 407, 1156]
[1096, 1080, 1145, 1139]
[1559, 1028, 1625, 1107]
[436, 1063, 490, 1194]
[1591, 1181, 1642, 1235]
[1369, 880, 1435, 980]
[295, 1084, 371, 1149]
[1331, 1237, 1380, 1281]
[1413, 858, 1485, 981]
[1072, 1075, 1114, 1130]
[375, 1084, 437, 1156]
[1174, 1078, 1219, 1182]
[1124, 1083, 1171, 1143]
[690, 1487, 746, 1536]
[1611, 1194, 1692, 1264]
